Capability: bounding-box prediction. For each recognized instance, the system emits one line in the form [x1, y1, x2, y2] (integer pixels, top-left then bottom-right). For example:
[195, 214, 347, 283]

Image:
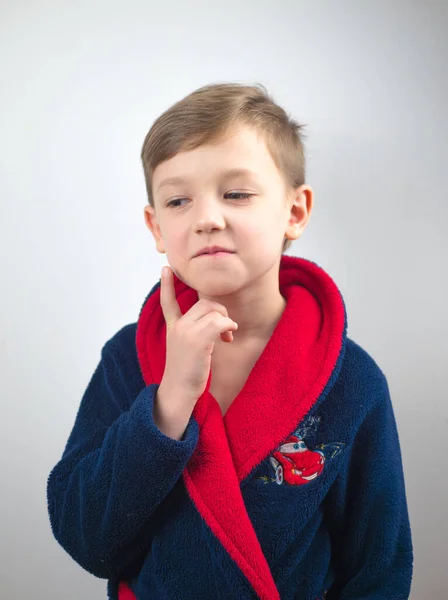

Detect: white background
[1, 1, 447, 598]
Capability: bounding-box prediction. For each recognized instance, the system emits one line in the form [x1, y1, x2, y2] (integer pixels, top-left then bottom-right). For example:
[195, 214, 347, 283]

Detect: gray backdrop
[1, 0, 446, 598]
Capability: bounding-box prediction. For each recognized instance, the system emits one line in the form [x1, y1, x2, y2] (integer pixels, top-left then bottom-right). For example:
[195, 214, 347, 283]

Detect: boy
[47, 83, 413, 599]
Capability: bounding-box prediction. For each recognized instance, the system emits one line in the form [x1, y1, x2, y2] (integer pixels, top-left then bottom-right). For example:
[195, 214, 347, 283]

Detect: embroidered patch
[267, 434, 325, 485]
[258, 416, 345, 486]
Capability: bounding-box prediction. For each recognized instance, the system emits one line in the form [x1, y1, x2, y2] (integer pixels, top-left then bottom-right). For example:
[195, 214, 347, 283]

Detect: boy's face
[144, 124, 312, 296]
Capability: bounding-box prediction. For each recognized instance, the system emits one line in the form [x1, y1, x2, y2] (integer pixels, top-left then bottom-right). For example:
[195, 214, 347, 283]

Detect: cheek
[163, 254, 186, 285]
[162, 229, 189, 283]
[247, 210, 285, 242]
[162, 224, 185, 249]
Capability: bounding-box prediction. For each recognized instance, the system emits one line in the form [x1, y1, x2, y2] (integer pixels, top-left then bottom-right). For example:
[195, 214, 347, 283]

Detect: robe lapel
[224, 257, 347, 482]
[135, 255, 347, 600]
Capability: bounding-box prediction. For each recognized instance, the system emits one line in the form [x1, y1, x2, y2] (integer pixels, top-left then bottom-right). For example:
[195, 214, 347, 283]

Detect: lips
[197, 251, 235, 259]
[194, 247, 235, 257]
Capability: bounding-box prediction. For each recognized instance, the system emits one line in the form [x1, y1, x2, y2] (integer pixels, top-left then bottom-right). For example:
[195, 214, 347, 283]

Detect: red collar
[136, 255, 347, 600]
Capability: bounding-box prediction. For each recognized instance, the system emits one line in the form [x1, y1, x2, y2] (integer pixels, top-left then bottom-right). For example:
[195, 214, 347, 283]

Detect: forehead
[152, 125, 281, 192]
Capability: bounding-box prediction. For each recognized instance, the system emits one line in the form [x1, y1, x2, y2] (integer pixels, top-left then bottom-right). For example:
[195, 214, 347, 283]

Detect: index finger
[160, 266, 182, 329]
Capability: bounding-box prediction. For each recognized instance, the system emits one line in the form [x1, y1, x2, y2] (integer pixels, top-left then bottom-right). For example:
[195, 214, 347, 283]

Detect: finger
[160, 266, 182, 329]
[187, 299, 229, 322]
[198, 315, 237, 343]
[220, 330, 233, 343]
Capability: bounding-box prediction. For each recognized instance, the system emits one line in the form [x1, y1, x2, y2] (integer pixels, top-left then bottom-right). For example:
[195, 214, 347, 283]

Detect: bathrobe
[47, 255, 413, 599]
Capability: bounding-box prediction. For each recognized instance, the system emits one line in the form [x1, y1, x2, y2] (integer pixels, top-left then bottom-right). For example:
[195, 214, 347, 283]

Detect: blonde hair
[141, 82, 306, 253]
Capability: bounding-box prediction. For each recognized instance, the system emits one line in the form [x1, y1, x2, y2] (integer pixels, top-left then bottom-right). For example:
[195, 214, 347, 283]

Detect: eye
[166, 197, 188, 208]
[166, 198, 188, 208]
[166, 192, 253, 208]
[225, 192, 253, 200]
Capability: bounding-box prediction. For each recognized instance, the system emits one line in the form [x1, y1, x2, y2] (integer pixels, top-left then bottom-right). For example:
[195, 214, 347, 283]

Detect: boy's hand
[159, 266, 238, 403]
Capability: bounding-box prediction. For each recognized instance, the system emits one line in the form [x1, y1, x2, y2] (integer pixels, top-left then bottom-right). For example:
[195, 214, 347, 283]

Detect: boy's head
[142, 83, 313, 296]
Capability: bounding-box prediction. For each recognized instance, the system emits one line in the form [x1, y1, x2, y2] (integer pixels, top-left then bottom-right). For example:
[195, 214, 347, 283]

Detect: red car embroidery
[269, 435, 325, 485]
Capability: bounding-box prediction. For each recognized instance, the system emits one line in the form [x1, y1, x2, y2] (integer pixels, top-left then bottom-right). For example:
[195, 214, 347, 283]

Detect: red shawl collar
[132, 255, 347, 600]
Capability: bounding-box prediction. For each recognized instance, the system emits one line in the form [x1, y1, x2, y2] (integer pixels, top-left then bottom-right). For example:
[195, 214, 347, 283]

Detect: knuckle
[211, 311, 225, 322]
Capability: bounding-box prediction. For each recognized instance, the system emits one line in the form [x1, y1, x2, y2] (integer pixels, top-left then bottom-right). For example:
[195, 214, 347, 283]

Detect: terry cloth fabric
[47, 255, 413, 599]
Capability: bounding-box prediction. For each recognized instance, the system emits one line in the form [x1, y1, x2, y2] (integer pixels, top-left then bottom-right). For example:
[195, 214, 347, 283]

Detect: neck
[196, 256, 287, 347]
[201, 288, 287, 348]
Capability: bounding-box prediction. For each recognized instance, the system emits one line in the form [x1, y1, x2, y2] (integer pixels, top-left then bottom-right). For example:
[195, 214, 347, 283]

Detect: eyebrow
[155, 168, 259, 192]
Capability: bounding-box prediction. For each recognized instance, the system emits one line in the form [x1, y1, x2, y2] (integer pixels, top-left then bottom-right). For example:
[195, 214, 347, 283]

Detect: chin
[196, 280, 242, 297]
[169, 267, 237, 295]
[189, 273, 244, 296]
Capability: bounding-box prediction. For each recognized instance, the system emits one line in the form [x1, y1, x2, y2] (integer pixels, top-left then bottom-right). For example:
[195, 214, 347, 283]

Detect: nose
[193, 198, 226, 234]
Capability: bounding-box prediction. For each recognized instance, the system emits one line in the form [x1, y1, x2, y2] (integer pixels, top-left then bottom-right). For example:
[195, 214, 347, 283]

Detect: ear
[143, 205, 166, 254]
[284, 185, 314, 243]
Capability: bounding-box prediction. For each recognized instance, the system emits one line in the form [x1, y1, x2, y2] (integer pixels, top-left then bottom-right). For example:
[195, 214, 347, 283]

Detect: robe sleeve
[324, 373, 413, 599]
[46, 340, 199, 579]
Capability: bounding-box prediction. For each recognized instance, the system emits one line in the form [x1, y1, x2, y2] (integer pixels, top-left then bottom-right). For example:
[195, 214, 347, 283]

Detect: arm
[324, 374, 413, 599]
[46, 340, 199, 579]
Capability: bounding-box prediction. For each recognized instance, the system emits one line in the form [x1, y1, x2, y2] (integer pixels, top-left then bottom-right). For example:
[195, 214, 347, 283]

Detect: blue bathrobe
[47, 255, 413, 599]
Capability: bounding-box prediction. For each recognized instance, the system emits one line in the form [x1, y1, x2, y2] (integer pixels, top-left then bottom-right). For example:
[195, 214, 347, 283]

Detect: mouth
[193, 245, 236, 258]
[196, 251, 235, 259]
[301, 473, 319, 481]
